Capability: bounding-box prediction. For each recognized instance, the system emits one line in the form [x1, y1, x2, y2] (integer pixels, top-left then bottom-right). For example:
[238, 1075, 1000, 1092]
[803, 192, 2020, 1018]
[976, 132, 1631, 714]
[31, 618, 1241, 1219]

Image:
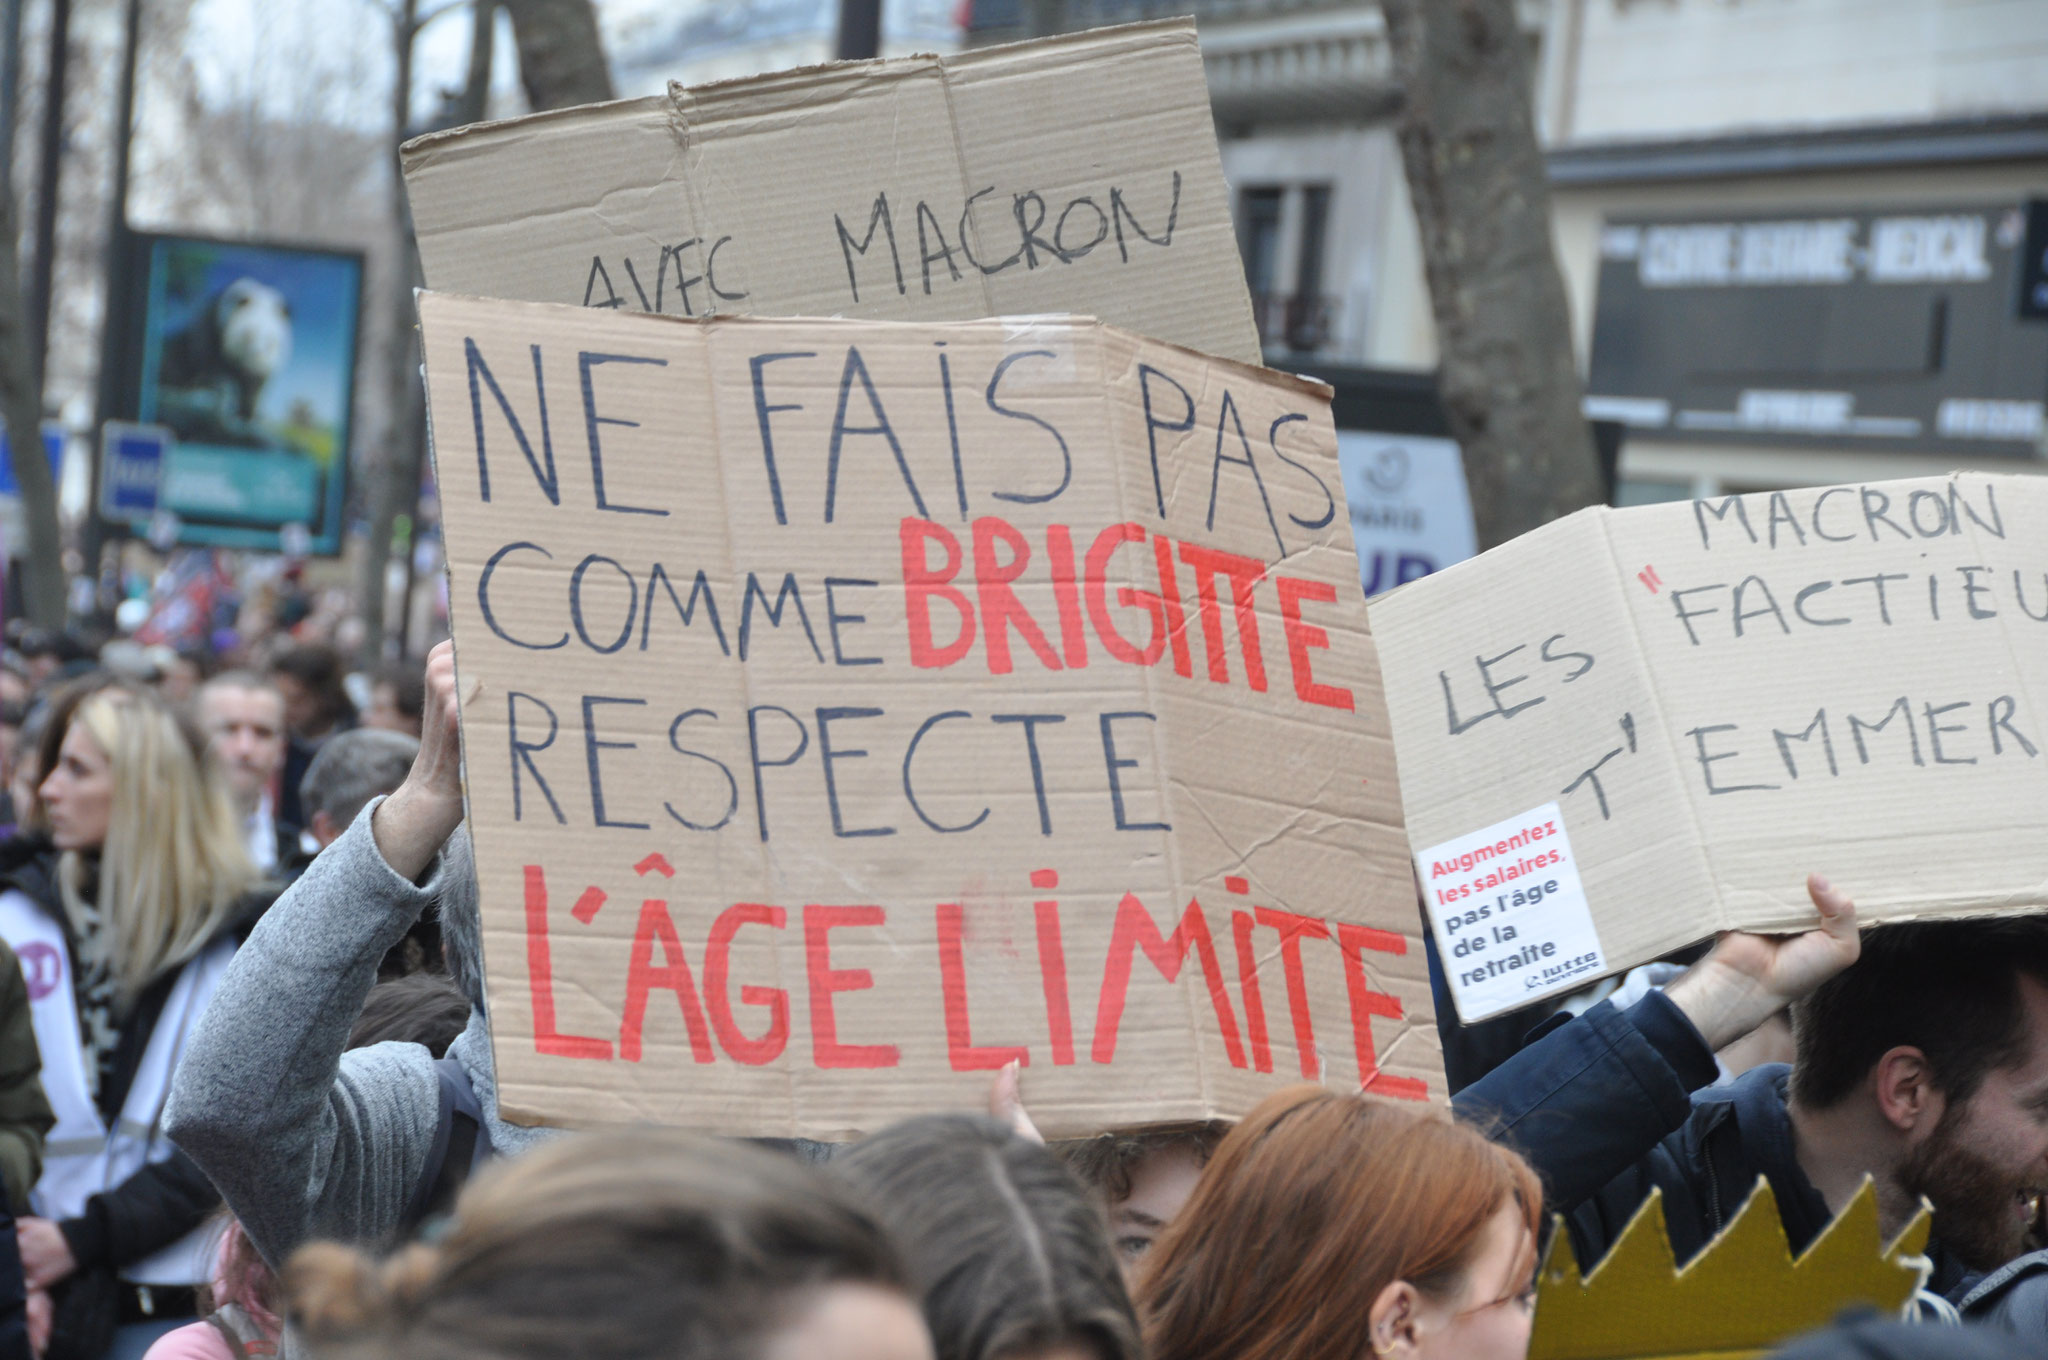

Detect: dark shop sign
[1586, 203, 2048, 457]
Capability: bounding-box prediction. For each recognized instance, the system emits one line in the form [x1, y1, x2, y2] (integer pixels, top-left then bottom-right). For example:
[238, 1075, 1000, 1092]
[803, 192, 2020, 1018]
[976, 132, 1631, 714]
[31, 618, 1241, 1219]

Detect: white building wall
[1218, 125, 1409, 365]
[1556, 0, 2048, 145]
[1365, 163, 1439, 369]
[1461, 0, 2048, 494]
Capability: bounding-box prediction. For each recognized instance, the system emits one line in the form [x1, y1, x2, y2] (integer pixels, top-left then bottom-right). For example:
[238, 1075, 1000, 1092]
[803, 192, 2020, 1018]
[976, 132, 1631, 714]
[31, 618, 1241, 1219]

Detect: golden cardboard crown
[1527, 1178, 1931, 1360]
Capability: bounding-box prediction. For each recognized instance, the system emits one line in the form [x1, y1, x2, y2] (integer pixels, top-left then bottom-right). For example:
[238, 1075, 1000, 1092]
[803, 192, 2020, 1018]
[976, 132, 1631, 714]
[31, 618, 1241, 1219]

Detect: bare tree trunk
[501, 0, 611, 111]
[1022, 0, 1066, 38]
[455, 0, 496, 126]
[357, 0, 423, 664]
[0, 183, 63, 628]
[1379, 0, 1601, 550]
[835, 0, 880, 60]
[364, 0, 523, 663]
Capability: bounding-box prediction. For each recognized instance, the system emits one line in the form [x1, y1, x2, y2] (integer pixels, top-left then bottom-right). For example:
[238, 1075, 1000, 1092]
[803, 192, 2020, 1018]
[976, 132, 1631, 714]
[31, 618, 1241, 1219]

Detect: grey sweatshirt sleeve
[164, 799, 449, 1269]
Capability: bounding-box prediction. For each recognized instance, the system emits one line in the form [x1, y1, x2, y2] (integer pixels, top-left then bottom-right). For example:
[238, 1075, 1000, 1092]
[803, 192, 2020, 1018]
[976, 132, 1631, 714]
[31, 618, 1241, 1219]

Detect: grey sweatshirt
[163, 800, 556, 1269]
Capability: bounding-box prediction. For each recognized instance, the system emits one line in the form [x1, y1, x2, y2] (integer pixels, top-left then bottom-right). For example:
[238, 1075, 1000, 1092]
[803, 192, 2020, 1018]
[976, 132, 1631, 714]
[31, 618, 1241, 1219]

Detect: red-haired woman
[1137, 1089, 1541, 1360]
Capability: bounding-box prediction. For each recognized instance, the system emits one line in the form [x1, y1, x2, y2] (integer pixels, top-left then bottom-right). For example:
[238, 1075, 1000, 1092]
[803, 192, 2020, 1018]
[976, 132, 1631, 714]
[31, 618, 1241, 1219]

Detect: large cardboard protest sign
[1370, 474, 2048, 1022]
[419, 291, 1437, 1136]
[400, 21, 1261, 366]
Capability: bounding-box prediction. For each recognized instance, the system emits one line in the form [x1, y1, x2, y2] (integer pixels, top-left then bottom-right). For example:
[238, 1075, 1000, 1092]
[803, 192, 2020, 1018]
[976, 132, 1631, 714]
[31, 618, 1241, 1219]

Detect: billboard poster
[122, 233, 363, 554]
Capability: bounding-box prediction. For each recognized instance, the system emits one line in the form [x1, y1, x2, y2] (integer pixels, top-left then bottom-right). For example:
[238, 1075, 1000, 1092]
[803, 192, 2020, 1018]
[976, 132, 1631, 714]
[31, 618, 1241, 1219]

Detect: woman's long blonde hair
[49, 684, 257, 1003]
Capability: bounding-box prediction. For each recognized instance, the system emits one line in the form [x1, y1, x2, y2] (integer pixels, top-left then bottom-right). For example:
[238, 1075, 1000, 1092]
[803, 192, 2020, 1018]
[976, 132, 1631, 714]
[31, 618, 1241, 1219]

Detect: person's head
[17, 628, 90, 687]
[346, 972, 470, 1056]
[156, 649, 208, 705]
[1139, 1088, 1541, 1360]
[35, 678, 258, 1001]
[9, 702, 49, 829]
[268, 643, 355, 741]
[198, 672, 288, 815]
[0, 662, 29, 709]
[300, 728, 420, 847]
[437, 827, 486, 1013]
[285, 1128, 932, 1360]
[364, 661, 425, 739]
[1791, 918, 2048, 1271]
[0, 700, 24, 790]
[1055, 1125, 1227, 1281]
[832, 1114, 1140, 1360]
[207, 1216, 282, 1342]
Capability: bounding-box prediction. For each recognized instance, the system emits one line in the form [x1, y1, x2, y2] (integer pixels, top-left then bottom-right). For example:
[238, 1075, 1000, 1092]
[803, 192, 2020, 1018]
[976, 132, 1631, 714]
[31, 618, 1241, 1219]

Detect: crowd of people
[0, 597, 2039, 1360]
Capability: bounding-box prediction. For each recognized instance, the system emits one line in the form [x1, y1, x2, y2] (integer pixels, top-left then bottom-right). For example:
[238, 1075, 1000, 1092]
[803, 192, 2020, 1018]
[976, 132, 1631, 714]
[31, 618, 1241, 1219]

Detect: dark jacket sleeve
[0, 945, 50, 1214]
[56, 1149, 218, 1272]
[1453, 992, 1719, 1214]
[0, 1208, 23, 1360]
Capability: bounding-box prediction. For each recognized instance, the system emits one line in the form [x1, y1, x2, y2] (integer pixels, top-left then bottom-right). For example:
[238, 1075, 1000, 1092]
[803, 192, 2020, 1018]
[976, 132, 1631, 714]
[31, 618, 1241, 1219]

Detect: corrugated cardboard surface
[1371, 474, 2048, 1021]
[401, 21, 1261, 366]
[419, 291, 1435, 1136]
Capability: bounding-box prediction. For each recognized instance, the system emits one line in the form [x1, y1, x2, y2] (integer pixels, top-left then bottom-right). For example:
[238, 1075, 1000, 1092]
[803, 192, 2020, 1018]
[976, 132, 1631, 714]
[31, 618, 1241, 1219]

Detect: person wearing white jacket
[8, 679, 269, 1359]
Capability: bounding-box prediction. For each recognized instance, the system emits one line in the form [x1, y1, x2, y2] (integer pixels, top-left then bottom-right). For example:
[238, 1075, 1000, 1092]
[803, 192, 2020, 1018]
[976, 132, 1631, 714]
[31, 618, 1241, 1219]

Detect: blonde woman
[0, 678, 273, 1359]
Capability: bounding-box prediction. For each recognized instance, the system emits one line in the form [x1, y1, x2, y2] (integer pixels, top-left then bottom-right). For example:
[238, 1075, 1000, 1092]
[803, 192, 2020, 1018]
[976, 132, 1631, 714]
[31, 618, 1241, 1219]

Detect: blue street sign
[0, 422, 65, 499]
[99, 421, 171, 520]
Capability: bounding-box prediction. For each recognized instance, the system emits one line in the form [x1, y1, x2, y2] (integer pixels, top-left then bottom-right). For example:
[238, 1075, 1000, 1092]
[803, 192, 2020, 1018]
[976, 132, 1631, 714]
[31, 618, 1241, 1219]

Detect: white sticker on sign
[1417, 801, 1606, 1022]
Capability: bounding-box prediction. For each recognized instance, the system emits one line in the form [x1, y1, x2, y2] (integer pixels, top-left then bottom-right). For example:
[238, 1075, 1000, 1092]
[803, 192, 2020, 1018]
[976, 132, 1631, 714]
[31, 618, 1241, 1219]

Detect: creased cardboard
[418, 290, 1436, 1137]
[1369, 474, 2048, 1022]
[400, 21, 1261, 366]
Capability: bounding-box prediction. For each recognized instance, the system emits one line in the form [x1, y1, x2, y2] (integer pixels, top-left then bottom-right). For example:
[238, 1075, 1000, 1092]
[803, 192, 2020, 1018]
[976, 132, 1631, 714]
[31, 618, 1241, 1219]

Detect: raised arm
[165, 644, 470, 1267]
[1455, 875, 1860, 1212]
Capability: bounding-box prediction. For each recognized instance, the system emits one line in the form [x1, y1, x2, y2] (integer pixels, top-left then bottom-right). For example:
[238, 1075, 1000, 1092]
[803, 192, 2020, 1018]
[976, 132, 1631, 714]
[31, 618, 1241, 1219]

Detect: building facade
[603, 0, 962, 95]
[967, 0, 2048, 500]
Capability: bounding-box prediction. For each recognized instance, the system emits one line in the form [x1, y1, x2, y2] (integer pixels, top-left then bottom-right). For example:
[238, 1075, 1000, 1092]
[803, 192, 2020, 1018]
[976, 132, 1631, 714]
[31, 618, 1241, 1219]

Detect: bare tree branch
[500, 0, 612, 111]
[0, 180, 62, 627]
[455, 0, 496, 128]
[1379, 0, 1602, 549]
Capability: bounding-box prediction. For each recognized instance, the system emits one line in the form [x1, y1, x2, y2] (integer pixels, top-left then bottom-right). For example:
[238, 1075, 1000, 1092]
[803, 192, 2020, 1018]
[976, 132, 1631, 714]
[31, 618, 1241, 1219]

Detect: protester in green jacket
[0, 936, 52, 1212]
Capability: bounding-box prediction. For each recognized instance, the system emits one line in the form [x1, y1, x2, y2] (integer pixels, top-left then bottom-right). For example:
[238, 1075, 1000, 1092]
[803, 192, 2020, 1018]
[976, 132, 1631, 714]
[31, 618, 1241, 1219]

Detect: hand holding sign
[373, 640, 466, 882]
[1666, 874, 1861, 1051]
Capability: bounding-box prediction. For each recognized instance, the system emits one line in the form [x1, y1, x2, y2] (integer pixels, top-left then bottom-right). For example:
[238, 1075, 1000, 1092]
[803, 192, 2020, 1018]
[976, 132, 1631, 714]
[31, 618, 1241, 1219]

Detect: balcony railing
[1251, 292, 1340, 354]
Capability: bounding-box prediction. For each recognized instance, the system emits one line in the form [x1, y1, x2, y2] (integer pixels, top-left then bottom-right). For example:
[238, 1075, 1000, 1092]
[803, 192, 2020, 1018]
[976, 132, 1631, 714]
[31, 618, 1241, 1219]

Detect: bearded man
[1459, 910, 2048, 1317]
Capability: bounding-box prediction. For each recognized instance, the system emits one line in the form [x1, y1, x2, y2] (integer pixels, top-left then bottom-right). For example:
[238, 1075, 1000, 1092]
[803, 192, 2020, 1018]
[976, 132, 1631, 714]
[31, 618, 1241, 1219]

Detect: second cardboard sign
[401, 21, 1262, 366]
[1370, 474, 2048, 1022]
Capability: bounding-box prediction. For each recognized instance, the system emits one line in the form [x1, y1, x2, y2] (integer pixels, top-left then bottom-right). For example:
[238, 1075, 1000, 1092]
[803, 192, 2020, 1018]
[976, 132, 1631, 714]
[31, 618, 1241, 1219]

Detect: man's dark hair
[268, 643, 357, 732]
[16, 629, 92, 664]
[1792, 917, 2048, 1110]
[347, 973, 469, 1056]
[301, 728, 419, 829]
[373, 660, 426, 724]
[1053, 1123, 1228, 1208]
[832, 1114, 1141, 1360]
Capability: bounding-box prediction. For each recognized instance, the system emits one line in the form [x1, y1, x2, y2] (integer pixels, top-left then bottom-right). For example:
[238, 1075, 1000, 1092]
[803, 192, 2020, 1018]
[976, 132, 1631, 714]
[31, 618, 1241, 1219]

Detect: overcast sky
[178, 0, 963, 131]
[180, 0, 527, 133]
